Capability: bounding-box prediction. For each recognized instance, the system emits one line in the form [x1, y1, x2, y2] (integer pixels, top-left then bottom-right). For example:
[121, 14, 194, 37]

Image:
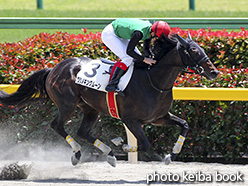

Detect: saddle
[100, 58, 116, 66]
[75, 58, 134, 93]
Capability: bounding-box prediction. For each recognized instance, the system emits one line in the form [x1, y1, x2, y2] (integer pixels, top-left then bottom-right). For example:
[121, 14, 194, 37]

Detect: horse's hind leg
[47, 86, 83, 165]
[77, 102, 117, 167]
[51, 106, 83, 164]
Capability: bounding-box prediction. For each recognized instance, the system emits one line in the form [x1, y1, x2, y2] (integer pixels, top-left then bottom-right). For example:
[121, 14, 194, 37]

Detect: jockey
[101, 18, 170, 94]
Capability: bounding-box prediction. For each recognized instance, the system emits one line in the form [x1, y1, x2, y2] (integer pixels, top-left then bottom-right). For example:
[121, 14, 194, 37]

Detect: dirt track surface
[0, 160, 247, 186]
[0, 138, 247, 186]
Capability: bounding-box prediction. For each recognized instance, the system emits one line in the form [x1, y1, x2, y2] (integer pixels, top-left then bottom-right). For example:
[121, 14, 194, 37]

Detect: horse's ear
[176, 34, 188, 48]
[187, 31, 192, 40]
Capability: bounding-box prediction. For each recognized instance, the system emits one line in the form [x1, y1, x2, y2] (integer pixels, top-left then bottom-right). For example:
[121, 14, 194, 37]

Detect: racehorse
[0, 32, 219, 167]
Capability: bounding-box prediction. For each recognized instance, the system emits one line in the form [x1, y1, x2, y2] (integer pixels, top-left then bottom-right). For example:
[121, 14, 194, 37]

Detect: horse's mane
[134, 34, 178, 69]
[152, 33, 178, 61]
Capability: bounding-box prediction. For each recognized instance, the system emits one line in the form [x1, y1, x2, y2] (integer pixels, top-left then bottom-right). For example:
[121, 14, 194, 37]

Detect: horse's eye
[190, 48, 200, 58]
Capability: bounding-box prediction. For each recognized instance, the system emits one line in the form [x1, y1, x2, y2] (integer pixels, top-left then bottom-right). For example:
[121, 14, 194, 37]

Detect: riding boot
[105, 67, 126, 96]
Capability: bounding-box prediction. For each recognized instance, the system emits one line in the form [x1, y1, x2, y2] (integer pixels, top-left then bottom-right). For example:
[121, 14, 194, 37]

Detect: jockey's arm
[126, 30, 144, 61]
[126, 31, 156, 65]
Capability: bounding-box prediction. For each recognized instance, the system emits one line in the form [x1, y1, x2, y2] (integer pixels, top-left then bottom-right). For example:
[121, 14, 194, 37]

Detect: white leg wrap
[122, 144, 138, 152]
[172, 135, 185, 154]
[93, 139, 112, 155]
[66, 135, 81, 152]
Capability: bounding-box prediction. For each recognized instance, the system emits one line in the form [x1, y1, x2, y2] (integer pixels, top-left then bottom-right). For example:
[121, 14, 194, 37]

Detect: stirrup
[116, 89, 125, 97]
[105, 84, 117, 92]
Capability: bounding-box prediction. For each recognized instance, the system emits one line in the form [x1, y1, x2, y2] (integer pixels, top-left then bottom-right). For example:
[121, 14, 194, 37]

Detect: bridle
[178, 42, 209, 75]
[176, 33, 210, 75]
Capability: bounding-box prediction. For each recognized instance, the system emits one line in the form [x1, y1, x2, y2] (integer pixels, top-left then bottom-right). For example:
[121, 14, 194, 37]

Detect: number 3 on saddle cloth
[75, 58, 134, 119]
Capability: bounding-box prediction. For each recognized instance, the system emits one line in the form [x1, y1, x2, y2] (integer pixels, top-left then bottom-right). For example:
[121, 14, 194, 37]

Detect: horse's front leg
[152, 112, 189, 164]
[117, 120, 150, 153]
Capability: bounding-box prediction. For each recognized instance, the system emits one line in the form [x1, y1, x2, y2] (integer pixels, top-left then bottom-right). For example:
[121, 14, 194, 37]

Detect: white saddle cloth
[75, 59, 134, 92]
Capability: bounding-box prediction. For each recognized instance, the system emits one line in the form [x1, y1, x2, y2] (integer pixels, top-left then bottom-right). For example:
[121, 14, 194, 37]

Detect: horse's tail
[0, 68, 51, 106]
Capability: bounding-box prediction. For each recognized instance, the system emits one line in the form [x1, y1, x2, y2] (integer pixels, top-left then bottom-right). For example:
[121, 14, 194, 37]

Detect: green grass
[1, 0, 248, 12]
[1, 0, 248, 43]
[1, 9, 248, 18]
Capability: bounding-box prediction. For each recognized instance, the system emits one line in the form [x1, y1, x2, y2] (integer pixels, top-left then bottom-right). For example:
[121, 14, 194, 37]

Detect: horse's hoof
[122, 144, 131, 152]
[171, 153, 177, 161]
[164, 154, 172, 165]
[111, 137, 124, 146]
[107, 155, 117, 167]
[71, 150, 81, 166]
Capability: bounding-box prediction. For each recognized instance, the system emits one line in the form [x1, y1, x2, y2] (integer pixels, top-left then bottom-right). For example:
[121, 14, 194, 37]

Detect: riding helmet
[151, 21, 170, 38]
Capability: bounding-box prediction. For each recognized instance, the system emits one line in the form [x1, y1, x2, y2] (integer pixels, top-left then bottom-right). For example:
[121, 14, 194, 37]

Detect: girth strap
[106, 61, 121, 119]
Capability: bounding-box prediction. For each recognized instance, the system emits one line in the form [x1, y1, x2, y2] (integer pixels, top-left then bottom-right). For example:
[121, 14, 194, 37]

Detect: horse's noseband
[191, 65, 205, 74]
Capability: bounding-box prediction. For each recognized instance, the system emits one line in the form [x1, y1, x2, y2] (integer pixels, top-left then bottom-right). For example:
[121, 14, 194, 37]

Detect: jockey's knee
[121, 56, 133, 67]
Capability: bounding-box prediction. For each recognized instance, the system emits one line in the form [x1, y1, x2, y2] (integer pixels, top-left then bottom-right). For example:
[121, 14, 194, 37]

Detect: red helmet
[151, 21, 170, 38]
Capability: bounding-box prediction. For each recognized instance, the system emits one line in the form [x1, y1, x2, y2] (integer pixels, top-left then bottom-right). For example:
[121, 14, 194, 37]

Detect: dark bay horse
[0, 33, 219, 167]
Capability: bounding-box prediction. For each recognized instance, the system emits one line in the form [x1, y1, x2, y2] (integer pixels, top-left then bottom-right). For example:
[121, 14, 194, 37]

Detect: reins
[145, 65, 174, 94]
[145, 63, 198, 94]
